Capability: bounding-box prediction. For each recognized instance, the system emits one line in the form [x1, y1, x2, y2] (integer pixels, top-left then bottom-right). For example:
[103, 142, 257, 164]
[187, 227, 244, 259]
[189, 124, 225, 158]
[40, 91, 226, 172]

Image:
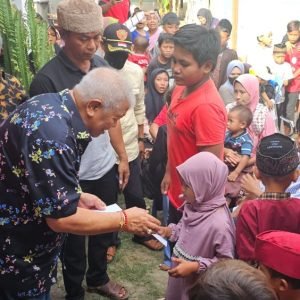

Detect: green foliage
[158, 0, 171, 12]
[0, 0, 54, 91]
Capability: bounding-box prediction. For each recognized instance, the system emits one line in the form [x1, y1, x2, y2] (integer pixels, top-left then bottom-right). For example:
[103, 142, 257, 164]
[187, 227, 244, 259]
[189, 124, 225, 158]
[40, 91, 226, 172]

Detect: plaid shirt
[259, 192, 291, 200]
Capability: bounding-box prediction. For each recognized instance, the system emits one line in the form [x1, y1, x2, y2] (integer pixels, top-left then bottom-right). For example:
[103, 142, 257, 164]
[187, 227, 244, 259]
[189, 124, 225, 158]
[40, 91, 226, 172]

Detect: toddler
[224, 105, 253, 202]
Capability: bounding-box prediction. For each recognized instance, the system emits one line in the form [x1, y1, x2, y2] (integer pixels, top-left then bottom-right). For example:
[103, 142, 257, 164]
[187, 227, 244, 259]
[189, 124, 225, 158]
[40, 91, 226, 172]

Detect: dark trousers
[123, 157, 146, 210]
[61, 167, 118, 300]
[112, 157, 147, 244]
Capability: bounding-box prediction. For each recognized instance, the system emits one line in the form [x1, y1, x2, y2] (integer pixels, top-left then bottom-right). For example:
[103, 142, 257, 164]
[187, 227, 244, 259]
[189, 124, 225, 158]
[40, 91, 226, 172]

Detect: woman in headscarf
[145, 68, 169, 124]
[226, 74, 276, 166]
[197, 8, 219, 29]
[158, 152, 235, 300]
[219, 60, 245, 105]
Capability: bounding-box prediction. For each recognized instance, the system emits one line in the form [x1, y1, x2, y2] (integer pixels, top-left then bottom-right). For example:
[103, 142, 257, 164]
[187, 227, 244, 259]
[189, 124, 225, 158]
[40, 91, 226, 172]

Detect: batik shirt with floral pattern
[0, 89, 90, 297]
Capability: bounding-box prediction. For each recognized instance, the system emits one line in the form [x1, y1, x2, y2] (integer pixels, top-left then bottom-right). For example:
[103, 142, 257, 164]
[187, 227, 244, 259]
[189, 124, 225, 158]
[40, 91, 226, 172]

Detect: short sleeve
[192, 103, 227, 146]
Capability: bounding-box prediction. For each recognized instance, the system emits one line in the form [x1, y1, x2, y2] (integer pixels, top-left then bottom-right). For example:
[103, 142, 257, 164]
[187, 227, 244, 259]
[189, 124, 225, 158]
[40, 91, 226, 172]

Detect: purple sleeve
[168, 218, 184, 242]
[196, 223, 236, 273]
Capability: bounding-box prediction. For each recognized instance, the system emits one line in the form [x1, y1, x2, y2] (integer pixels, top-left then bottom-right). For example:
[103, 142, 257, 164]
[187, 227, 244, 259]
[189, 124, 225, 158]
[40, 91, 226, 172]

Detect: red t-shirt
[153, 105, 167, 126]
[236, 197, 300, 261]
[128, 53, 150, 82]
[167, 79, 227, 208]
[102, 0, 130, 24]
[285, 42, 300, 93]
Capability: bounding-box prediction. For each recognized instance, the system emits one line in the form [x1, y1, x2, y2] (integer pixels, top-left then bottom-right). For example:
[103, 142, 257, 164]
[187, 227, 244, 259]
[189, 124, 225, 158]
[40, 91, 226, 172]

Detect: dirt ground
[50, 232, 168, 300]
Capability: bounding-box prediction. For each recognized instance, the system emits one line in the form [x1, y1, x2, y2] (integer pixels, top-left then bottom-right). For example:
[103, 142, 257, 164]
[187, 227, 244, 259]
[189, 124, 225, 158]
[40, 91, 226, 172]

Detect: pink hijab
[227, 74, 276, 151]
[176, 152, 229, 226]
[235, 74, 260, 113]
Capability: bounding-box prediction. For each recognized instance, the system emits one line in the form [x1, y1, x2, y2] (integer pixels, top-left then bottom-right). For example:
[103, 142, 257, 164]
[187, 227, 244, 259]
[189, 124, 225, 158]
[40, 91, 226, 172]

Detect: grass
[51, 198, 168, 299]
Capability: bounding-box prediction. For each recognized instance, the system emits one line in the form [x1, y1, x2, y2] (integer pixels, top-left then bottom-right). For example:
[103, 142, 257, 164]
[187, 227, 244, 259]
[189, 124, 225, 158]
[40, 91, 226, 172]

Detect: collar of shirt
[57, 50, 99, 74]
[59, 89, 91, 155]
[259, 192, 291, 200]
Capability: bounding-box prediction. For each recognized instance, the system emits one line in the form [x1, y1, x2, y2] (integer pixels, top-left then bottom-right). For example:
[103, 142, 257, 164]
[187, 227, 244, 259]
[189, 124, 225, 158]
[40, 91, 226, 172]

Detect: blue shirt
[0, 89, 90, 297]
[225, 130, 253, 156]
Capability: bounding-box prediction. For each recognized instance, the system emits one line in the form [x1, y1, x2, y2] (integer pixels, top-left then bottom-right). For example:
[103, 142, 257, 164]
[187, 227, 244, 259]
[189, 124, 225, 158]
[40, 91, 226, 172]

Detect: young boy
[236, 133, 300, 263]
[161, 24, 226, 224]
[189, 259, 277, 300]
[255, 230, 300, 300]
[224, 105, 253, 202]
[147, 33, 174, 85]
[225, 105, 253, 182]
[269, 43, 294, 129]
[128, 36, 150, 83]
[151, 12, 180, 58]
[161, 12, 180, 35]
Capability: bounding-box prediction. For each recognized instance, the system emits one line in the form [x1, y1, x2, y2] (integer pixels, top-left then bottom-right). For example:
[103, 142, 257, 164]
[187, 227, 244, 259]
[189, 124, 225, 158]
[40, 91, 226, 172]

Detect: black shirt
[29, 50, 108, 96]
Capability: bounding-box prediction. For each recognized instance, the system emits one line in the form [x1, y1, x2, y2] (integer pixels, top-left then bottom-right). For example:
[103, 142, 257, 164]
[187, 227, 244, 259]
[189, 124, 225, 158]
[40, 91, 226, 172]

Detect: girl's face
[154, 72, 169, 94]
[181, 182, 195, 204]
[287, 30, 300, 45]
[234, 82, 251, 106]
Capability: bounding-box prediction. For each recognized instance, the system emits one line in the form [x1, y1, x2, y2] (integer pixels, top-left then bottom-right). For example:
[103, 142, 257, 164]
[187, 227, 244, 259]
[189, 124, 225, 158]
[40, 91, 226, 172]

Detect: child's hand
[157, 226, 172, 238]
[224, 150, 241, 167]
[228, 170, 239, 182]
[168, 257, 198, 278]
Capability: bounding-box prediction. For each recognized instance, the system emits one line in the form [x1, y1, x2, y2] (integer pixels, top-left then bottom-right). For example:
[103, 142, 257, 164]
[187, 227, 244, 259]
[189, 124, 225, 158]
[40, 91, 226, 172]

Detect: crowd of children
[1, 1, 300, 299]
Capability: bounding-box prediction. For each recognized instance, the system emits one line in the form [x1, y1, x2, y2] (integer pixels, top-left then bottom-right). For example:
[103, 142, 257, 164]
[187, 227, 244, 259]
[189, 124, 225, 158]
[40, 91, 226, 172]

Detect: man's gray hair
[74, 67, 135, 110]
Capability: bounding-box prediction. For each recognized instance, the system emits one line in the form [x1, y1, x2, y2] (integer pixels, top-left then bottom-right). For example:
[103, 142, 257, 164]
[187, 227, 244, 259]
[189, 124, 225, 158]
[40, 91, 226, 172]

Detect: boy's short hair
[158, 32, 174, 47]
[217, 19, 232, 36]
[256, 133, 299, 177]
[255, 230, 300, 289]
[273, 43, 287, 54]
[287, 20, 300, 32]
[229, 104, 253, 127]
[172, 24, 220, 69]
[189, 259, 277, 300]
[133, 36, 149, 52]
[161, 12, 180, 26]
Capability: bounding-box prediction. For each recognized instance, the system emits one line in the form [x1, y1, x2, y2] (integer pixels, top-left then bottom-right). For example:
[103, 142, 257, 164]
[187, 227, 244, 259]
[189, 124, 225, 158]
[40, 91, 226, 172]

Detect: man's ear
[86, 99, 103, 117]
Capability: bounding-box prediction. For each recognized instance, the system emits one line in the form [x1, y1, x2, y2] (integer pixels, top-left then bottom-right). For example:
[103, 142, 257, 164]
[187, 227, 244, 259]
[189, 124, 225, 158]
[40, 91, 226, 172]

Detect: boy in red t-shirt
[128, 36, 150, 83]
[161, 24, 227, 222]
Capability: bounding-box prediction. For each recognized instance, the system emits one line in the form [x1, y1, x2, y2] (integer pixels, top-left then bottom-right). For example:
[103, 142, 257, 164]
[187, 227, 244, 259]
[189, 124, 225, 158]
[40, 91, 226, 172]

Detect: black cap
[103, 23, 132, 53]
[256, 133, 299, 176]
